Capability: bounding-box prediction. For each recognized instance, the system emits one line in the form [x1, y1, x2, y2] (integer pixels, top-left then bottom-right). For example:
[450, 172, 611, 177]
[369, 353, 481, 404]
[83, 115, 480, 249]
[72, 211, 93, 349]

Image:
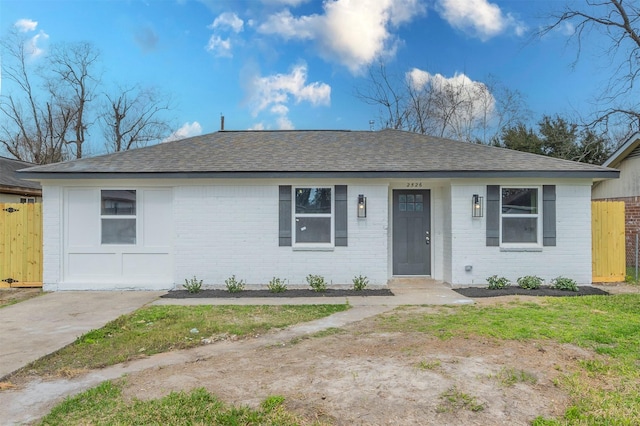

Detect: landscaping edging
[161, 288, 395, 298]
[454, 285, 609, 298]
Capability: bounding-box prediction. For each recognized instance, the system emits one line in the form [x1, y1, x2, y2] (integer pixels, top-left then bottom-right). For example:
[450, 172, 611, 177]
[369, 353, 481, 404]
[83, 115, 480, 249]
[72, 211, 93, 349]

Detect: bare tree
[0, 31, 72, 164]
[355, 64, 529, 143]
[540, 0, 640, 140]
[101, 85, 173, 152]
[46, 42, 101, 159]
[1, 32, 177, 163]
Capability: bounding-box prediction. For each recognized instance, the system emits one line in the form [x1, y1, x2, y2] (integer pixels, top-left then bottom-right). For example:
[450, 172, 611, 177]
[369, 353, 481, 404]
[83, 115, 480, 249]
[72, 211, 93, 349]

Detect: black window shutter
[543, 185, 556, 246]
[335, 185, 348, 246]
[486, 185, 500, 246]
[278, 186, 292, 246]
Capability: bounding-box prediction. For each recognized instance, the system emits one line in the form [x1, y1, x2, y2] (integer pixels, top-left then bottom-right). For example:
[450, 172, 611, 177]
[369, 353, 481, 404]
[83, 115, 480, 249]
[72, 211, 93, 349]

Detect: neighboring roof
[19, 129, 619, 180]
[602, 132, 640, 168]
[0, 156, 42, 194]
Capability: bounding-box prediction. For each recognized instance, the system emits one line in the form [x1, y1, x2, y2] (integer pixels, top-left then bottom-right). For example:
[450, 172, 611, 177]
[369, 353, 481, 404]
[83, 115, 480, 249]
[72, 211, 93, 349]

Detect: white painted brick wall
[41, 185, 62, 291]
[449, 181, 593, 286]
[174, 182, 389, 288]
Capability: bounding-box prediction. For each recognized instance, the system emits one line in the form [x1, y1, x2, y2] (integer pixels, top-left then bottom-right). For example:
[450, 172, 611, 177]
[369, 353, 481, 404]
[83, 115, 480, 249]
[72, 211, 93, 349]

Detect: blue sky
[0, 0, 614, 148]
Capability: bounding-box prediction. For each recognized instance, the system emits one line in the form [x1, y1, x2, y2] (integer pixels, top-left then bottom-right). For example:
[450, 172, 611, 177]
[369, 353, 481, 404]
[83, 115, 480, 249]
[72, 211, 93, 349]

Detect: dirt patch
[0, 288, 42, 308]
[115, 307, 593, 425]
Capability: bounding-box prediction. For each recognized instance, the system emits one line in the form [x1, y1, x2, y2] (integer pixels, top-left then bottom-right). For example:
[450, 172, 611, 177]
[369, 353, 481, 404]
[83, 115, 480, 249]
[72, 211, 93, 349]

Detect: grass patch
[416, 359, 441, 370]
[493, 366, 537, 387]
[436, 386, 484, 413]
[39, 380, 321, 425]
[18, 304, 348, 377]
[378, 294, 640, 424]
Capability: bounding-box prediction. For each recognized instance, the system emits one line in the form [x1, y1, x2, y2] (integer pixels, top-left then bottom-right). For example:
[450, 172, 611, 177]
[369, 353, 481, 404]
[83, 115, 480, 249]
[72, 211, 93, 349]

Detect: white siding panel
[68, 253, 118, 276]
[67, 189, 98, 247]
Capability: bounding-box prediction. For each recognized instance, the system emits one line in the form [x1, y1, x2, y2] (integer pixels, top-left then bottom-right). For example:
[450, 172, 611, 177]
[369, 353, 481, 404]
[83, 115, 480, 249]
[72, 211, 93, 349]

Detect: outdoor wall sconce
[472, 194, 483, 218]
[357, 194, 367, 218]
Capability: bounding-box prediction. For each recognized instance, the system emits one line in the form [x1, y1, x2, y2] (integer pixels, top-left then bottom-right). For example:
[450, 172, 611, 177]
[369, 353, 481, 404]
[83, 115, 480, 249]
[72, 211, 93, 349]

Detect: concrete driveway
[0, 291, 164, 379]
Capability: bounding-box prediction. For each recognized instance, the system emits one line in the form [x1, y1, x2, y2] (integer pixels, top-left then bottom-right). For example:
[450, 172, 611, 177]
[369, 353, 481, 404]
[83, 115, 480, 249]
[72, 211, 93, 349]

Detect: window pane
[416, 194, 423, 202]
[416, 202, 423, 211]
[407, 202, 415, 211]
[295, 217, 331, 243]
[102, 190, 136, 215]
[399, 195, 406, 203]
[502, 217, 537, 243]
[295, 188, 331, 214]
[102, 219, 136, 244]
[502, 188, 537, 214]
[399, 202, 406, 211]
[407, 194, 414, 202]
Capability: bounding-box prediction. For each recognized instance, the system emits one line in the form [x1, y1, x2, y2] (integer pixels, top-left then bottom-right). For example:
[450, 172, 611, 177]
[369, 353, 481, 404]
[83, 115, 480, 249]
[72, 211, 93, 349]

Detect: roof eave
[603, 132, 640, 167]
[18, 170, 620, 180]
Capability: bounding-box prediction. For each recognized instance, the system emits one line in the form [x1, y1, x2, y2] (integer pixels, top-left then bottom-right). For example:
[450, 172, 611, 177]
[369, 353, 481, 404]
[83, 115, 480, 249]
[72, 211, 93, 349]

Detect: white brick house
[20, 129, 618, 291]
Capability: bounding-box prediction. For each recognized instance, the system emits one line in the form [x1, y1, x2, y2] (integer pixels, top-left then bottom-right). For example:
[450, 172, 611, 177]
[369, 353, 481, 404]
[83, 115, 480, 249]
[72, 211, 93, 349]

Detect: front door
[393, 190, 431, 275]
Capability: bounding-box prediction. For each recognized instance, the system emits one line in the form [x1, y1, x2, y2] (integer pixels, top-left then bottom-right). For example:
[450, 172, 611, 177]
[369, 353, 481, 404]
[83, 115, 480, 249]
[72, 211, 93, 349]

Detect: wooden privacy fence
[592, 201, 625, 283]
[0, 203, 42, 288]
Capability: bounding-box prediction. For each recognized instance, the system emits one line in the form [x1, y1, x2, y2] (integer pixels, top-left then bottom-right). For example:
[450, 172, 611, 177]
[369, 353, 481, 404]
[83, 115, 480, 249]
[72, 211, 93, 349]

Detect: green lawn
[17, 304, 348, 378]
[40, 381, 322, 425]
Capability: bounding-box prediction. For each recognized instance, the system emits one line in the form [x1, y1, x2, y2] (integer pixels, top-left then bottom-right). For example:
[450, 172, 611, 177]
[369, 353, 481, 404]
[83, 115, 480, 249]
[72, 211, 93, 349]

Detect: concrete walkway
[0, 291, 164, 380]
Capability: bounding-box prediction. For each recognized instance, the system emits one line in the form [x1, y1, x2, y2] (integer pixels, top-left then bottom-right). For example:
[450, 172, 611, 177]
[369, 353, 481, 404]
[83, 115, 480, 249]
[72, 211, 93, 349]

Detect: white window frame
[100, 189, 138, 245]
[20, 197, 36, 203]
[500, 186, 542, 248]
[292, 186, 334, 247]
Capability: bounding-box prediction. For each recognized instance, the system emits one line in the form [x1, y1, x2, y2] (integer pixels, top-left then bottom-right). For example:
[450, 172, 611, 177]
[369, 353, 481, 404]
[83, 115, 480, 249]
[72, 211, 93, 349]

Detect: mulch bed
[454, 285, 609, 298]
[161, 288, 395, 298]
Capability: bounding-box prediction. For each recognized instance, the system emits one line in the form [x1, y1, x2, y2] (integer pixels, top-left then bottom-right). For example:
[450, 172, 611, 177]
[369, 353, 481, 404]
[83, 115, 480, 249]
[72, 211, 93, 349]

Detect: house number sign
[405, 182, 423, 188]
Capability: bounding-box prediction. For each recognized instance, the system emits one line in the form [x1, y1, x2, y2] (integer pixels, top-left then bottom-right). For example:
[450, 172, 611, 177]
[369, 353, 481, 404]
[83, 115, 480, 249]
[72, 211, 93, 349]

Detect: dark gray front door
[393, 190, 431, 275]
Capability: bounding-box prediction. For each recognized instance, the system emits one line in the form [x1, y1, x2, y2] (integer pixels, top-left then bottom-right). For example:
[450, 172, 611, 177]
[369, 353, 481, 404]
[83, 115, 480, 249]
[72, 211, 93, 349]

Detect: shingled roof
[19, 129, 618, 179]
[0, 156, 42, 194]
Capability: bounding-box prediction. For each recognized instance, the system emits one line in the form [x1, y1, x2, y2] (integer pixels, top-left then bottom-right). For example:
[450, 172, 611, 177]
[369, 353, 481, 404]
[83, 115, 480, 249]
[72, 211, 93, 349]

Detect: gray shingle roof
[0, 156, 42, 190]
[19, 129, 618, 179]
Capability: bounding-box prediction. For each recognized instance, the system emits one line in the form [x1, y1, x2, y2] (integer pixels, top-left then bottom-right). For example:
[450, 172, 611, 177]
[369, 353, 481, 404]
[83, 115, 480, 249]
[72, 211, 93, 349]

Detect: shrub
[551, 276, 579, 292]
[306, 274, 327, 292]
[184, 276, 203, 294]
[225, 275, 245, 293]
[517, 275, 543, 290]
[352, 274, 369, 291]
[267, 277, 287, 293]
[486, 275, 510, 289]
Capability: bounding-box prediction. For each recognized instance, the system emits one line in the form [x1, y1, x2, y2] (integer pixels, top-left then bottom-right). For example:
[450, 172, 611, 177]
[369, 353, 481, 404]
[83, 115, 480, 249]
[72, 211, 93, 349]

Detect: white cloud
[26, 31, 49, 58]
[206, 35, 232, 57]
[14, 19, 48, 58]
[210, 12, 244, 33]
[248, 122, 266, 130]
[435, 0, 526, 41]
[258, 0, 425, 74]
[276, 116, 294, 130]
[163, 121, 203, 142]
[407, 68, 495, 125]
[248, 63, 330, 115]
[15, 18, 38, 32]
[245, 63, 330, 130]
